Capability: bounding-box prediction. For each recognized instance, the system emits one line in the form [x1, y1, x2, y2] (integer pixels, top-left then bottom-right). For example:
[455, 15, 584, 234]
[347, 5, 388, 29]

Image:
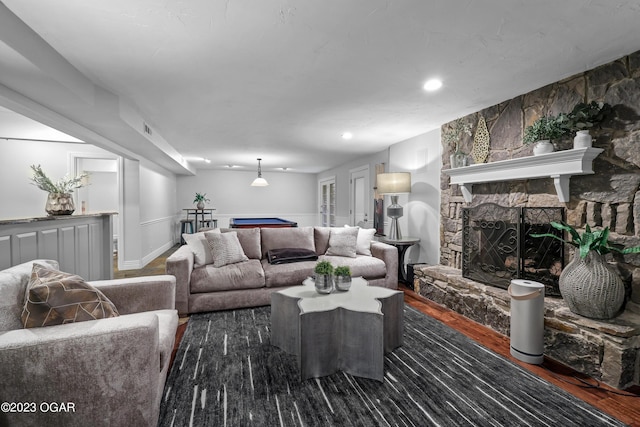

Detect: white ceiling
[1, 0, 640, 174]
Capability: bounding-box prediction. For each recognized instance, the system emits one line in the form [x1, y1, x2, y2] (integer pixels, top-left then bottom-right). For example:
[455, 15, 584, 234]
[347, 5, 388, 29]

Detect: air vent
[143, 122, 152, 136]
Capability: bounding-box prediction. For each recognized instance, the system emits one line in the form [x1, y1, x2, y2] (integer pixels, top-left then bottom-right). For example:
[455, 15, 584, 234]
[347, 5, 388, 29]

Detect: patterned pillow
[325, 227, 359, 258]
[21, 263, 119, 329]
[206, 231, 249, 268]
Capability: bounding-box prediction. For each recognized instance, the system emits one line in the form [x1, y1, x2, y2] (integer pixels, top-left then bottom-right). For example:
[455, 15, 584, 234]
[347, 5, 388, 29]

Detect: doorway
[349, 165, 370, 227]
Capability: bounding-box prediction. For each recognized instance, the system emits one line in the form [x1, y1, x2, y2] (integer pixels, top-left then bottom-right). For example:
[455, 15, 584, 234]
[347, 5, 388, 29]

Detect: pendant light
[251, 158, 269, 186]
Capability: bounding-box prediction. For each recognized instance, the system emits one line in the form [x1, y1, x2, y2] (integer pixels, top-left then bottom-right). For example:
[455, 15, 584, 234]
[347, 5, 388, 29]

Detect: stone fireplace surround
[420, 51, 640, 389]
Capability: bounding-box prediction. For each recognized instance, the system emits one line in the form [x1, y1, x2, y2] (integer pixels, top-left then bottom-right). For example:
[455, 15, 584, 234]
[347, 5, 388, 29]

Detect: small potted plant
[443, 118, 473, 168]
[522, 115, 566, 155]
[564, 101, 612, 148]
[313, 260, 334, 294]
[532, 222, 640, 319]
[193, 192, 210, 209]
[30, 164, 89, 215]
[334, 266, 352, 291]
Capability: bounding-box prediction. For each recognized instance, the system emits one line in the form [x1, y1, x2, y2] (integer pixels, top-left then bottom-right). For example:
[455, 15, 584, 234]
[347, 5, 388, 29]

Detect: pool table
[229, 217, 298, 228]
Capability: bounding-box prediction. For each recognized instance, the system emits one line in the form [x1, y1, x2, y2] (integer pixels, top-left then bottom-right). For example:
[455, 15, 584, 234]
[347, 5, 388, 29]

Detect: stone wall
[440, 51, 640, 302]
[413, 265, 640, 389]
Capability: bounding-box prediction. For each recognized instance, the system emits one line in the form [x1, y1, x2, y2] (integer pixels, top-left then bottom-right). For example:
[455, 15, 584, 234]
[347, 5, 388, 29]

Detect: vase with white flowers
[30, 164, 89, 215]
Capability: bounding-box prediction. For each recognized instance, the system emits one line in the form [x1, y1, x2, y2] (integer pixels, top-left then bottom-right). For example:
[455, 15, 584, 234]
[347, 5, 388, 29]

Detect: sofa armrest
[89, 275, 176, 315]
[165, 245, 194, 315]
[370, 241, 399, 289]
[0, 313, 162, 426]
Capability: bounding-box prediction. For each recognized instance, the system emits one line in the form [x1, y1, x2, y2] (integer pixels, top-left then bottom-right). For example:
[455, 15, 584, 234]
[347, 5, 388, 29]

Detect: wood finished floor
[121, 245, 640, 426]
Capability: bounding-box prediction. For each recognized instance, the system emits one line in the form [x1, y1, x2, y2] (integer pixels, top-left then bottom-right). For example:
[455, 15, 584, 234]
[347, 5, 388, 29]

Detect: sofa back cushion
[314, 227, 331, 255]
[260, 226, 315, 259]
[0, 259, 59, 332]
[222, 228, 261, 260]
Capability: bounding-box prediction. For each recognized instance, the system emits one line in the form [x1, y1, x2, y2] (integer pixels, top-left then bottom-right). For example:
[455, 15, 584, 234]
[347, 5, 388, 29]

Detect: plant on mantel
[522, 115, 567, 145]
[443, 118, 473, 168]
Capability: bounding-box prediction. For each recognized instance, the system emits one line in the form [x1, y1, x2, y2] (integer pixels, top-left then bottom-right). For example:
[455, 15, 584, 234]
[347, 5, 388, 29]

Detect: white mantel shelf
[442, 147, 604, 203]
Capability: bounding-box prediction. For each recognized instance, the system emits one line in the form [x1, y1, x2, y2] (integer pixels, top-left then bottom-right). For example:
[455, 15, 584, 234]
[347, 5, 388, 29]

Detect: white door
[349, 165, 370, 226]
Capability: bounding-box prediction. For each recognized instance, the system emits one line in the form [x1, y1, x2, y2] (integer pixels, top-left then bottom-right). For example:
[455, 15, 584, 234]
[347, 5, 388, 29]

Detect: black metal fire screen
[462, 204, 565, 297]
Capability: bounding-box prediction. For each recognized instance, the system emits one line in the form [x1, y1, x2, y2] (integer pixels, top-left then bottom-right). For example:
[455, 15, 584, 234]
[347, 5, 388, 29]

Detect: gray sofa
[166, 226, 399, 315]
[0, 260, 178, 427]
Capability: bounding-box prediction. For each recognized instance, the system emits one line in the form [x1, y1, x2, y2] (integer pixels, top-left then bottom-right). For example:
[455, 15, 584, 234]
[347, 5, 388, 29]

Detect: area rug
[158, 306, 625, 427]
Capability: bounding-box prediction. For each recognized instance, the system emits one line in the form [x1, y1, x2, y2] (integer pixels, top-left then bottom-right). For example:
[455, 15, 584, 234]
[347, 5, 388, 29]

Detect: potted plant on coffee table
[334, 266, 352, 291]
[314, 260, 334, 294]
[523, 115, 567, 155]
[532, 222, 640, 319]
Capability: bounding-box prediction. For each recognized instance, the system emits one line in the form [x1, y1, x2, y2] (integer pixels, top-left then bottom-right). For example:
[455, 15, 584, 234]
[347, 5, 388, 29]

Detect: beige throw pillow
[21, 263, 119, 328]
[206, 231, 249, 267]
[183, 230, 221, 266]
[325, 227, 359, 258]
[345, 225, 376, 256]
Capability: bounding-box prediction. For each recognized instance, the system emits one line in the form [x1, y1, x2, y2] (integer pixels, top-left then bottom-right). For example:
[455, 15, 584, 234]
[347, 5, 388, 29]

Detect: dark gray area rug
[158, 306, 625, 426]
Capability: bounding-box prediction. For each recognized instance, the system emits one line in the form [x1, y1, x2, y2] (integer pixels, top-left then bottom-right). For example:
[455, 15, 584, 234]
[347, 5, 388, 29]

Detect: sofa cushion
[320, 254, 387, 279]
[183, 230, 220, 266]
[190, 259, 265, 293]
[206, 231, 249, 267]
[222, 228, 261, 260]
[314, 227, 331, 255]
[262, 259, 318, 288]
[21, 263, 119, 328]
[347, 225, 376, 256]
[325, 227, 358, 257]
[261, 226, 315, 259]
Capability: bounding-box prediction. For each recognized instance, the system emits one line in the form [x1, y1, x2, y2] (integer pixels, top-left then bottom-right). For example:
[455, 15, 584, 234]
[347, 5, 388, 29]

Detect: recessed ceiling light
[342, 132, 353, 140]
[423, 79, 443, 92]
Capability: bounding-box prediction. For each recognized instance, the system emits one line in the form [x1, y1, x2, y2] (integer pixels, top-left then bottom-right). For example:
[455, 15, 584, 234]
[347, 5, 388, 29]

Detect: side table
[378, 236, 420, 285]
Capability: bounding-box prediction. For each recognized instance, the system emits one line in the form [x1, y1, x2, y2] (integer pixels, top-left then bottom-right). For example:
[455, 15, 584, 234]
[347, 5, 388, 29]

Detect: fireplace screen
[462, 204, 565, 297]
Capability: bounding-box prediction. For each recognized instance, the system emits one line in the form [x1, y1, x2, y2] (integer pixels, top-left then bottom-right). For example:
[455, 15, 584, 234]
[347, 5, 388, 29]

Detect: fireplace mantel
[443, 147, 604, 203]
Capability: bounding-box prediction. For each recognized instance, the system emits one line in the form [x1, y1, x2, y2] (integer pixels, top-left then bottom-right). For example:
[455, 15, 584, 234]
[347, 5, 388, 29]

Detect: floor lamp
[377, 172, 411, 240]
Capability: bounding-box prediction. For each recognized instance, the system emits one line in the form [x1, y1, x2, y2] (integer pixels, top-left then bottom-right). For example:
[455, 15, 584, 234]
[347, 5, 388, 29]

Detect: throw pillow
[345, 225, 376, 256]
[21, 263, 119, 329]
[325, 227, 359, 258]
[206, 231, 249, 268]
[183, 230, 220, 266]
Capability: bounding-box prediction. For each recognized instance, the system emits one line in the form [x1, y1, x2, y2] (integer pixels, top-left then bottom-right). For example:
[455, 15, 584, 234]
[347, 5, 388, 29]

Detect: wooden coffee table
[271, 277, 403, 381]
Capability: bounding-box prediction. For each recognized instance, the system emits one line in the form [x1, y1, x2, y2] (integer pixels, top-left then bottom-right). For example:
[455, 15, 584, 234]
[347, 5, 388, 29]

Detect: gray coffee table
[271, 277, 403, 382]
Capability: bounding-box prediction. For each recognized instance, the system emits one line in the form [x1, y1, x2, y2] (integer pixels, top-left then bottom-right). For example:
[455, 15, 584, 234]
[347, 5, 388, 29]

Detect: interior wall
[0, 139, 113, 218]
[176, 169, 318, 228]
[388, 129, 442, 267]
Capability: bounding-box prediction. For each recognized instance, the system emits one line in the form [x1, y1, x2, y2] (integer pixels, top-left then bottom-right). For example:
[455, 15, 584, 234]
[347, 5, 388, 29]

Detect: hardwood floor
[125, 245, 639, 426]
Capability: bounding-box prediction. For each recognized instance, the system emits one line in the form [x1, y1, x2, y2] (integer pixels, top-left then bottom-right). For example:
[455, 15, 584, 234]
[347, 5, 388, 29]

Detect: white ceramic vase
[573, 130, 592, 149]
[532, 140, 554, 155]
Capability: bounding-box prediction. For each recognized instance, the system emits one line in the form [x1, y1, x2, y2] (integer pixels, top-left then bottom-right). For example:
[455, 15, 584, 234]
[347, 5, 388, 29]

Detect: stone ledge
[413, 264, 640, 389]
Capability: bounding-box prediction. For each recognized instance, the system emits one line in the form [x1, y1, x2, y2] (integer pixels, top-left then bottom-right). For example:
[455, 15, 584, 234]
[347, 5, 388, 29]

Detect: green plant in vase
[314, 260, 334, 294]
[193, 192, 210, 209]
[30, 164, 89, 216]
[334, 266, 352, 291]
[443, 118, 472, 168]
[532, 222, 640, 319]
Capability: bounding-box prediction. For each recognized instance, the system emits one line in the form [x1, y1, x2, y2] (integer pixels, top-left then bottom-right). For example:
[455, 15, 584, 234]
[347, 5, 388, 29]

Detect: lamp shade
[377, 172, 411, 194]
[251, 177, 269, 187]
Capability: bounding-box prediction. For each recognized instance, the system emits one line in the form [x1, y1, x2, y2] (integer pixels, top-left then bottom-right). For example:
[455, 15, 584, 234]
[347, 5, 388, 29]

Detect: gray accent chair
[0, 260, 179, 427]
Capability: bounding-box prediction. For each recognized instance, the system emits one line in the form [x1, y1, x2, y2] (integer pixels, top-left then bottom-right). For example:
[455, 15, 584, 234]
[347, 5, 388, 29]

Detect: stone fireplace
[414, 51, 640, 389]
